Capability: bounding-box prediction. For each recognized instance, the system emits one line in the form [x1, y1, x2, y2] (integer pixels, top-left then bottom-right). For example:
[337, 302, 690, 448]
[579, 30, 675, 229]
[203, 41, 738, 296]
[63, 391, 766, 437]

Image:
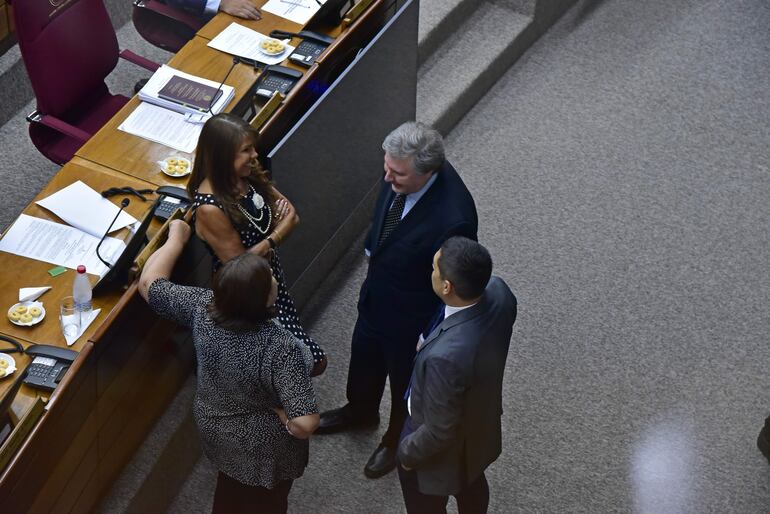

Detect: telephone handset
[24, 344, 78, 391]
[268, 29, 335, 46]
[154, 186, 192, 221]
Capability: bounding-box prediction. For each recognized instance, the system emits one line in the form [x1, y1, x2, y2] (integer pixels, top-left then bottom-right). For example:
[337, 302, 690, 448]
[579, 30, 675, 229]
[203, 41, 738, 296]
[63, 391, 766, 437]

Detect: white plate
[7, 301, 46, 327]
[160, 156, 192, 178]
[0, 353, 16, 378]
[259, 38, 287, 56]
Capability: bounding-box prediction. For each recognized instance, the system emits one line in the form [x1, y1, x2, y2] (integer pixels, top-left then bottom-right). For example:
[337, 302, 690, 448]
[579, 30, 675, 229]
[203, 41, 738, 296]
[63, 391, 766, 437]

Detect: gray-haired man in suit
[397, 236, 517, 514]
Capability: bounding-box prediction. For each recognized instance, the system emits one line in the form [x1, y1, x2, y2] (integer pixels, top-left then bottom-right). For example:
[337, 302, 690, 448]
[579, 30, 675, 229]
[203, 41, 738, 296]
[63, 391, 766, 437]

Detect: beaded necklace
[235, 184, 272, 235]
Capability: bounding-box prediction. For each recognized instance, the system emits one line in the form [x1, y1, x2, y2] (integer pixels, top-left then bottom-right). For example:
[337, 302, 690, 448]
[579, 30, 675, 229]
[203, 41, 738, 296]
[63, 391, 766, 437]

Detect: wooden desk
[74, 36, 261, 185]
[0, 333, 34, 421]
[0, 159, 206, 513]
[77, 1, 387, 181]
[0, 158, 156, 350]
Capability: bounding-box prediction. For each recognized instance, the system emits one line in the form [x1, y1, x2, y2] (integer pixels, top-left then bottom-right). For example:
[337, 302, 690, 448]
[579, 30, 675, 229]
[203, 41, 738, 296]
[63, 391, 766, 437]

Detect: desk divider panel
[267, 0, 418, 308]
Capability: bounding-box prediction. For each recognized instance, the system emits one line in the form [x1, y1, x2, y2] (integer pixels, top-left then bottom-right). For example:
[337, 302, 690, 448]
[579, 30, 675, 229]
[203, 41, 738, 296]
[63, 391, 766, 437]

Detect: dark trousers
[398, 466, 489, 514]
[211, 472, 293, 514]
[397, 418, 489, 514]
[345, 314, 419, 447]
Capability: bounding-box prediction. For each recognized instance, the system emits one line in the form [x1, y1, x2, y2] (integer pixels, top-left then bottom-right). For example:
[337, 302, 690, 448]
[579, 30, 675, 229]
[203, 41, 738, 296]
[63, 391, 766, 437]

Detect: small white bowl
[0, 353, 16, 378]
[160, 156, 192, 178]
[7, 301, 46, 327]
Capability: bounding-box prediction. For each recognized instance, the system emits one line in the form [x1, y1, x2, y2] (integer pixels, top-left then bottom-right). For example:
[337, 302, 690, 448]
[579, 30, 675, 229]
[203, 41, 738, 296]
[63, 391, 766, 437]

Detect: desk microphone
[208, 56, 241, 114]
[96, 198, 130, 269]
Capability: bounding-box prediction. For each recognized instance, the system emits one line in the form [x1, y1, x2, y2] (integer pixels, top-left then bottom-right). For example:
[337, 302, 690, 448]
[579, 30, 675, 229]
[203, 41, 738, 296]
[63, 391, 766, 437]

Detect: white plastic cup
[60, 296, 80, 339]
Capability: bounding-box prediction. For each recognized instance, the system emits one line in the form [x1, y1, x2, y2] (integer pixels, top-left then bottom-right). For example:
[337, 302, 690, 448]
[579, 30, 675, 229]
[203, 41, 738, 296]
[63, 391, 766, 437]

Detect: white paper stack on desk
[138, 65, 234, 116]
[120, 65, 236, 152]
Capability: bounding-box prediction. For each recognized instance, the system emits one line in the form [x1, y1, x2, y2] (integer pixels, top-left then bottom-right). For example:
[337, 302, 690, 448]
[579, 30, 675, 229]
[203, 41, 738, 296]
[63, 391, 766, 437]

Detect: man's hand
[219, 0, 261, 20]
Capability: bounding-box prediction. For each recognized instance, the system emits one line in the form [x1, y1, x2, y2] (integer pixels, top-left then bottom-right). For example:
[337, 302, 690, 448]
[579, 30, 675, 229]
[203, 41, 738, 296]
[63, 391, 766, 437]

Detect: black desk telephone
[0, 336, 78, 392]
[154, 186, 191, 220]
[24, 345, 78, 391]
[254, 65, 303, 99]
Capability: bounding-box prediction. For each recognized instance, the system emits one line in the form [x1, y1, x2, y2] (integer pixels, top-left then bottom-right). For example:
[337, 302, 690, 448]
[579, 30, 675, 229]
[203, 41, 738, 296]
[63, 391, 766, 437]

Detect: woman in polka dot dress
[187, 113, 326, 376]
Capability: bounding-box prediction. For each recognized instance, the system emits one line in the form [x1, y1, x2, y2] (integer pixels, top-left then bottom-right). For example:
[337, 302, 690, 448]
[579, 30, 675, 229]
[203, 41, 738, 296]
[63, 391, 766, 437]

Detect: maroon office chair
[10, 0, 160, 165]
[132, 0, 205, 53]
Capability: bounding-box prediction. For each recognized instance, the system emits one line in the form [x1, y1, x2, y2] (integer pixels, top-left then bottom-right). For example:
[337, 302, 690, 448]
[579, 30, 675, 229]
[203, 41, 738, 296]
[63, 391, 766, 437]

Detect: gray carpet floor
[169, 0, 770, 512]
[3, 0, 769, 511]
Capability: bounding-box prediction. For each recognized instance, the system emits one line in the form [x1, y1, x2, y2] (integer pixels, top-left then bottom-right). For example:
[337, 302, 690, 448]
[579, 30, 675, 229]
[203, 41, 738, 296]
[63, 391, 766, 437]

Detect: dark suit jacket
[397, 276, 517, 495]
[359, 160, 478, 336]
[164, 0, 211, 17]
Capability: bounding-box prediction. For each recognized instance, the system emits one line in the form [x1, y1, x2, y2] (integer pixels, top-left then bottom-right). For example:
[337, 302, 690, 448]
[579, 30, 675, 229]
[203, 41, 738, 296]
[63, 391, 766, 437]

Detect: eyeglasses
[101, 187, 154, 201]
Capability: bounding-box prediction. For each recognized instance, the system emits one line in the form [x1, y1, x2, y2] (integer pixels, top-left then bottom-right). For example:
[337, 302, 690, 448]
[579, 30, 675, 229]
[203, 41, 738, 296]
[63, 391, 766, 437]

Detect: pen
[280, 0, 311, 7]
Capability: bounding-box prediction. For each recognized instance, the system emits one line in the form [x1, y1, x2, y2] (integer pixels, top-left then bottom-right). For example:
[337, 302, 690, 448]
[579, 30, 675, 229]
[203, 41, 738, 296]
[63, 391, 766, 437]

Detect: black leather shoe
[758, 425, 770, 465]
[364, 444, 397, 479]
[315, 405, 379, 435]
[133, 78, 149, 95]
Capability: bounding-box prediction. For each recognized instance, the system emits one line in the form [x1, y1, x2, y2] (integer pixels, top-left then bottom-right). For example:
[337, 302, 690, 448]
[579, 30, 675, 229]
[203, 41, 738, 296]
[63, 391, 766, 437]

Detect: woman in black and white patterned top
[186, 113, 326, 376]
[139, 220, 319, 514]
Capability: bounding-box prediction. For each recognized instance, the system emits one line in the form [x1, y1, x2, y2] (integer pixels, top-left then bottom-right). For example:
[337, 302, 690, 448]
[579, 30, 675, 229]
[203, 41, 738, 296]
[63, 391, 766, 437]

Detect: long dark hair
[187, 113, 276, 226]
[208, 253, 277, 331]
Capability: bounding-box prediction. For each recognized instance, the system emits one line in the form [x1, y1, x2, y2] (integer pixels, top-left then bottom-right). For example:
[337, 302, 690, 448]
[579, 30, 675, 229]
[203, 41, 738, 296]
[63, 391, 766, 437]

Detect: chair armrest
[27, 111, 91, 144]
[119, 49, 161, 72]
[134, 0, 206, 32]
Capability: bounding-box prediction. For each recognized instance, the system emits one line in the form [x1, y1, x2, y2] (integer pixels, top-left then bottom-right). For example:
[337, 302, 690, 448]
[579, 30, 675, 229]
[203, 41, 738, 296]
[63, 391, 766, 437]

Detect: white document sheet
[262, 0, 321, 25]
[0, 214, 126, 277]
[118, 102, 202, 153]
[207, 23, 296, 65]
[36, 180, 138, 238]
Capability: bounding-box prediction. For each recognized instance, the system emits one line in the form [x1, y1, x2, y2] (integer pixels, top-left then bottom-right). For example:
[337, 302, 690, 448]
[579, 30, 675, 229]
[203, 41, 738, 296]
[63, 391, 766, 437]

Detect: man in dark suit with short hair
[397, 236, 517, 514]
[317, 122, 478, 479]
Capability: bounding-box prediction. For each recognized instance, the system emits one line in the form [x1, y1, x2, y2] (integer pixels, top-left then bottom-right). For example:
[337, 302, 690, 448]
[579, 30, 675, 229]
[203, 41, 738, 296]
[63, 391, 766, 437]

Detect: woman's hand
[271, 407, 288, 424]
[167, 219, 191, 245]
[311, 356, 328, 377]
[138, 220, 191, 301]
[273, 198, 291, 222]
[248, 239, 272, 258]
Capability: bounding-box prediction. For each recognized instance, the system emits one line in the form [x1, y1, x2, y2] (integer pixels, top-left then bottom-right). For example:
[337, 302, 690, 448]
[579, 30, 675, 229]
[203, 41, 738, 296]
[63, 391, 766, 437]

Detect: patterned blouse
[148, 278, 318, 488]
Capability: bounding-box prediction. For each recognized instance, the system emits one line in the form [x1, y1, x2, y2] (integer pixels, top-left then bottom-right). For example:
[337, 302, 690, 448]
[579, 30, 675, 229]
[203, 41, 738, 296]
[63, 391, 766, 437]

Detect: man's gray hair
[381, 121, 445, 175]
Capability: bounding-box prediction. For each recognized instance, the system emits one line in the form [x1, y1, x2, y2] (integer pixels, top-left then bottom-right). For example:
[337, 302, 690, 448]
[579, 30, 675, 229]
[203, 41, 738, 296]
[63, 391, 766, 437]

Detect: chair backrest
[11, 0, 120, 117]
[132, 0, 204, 53]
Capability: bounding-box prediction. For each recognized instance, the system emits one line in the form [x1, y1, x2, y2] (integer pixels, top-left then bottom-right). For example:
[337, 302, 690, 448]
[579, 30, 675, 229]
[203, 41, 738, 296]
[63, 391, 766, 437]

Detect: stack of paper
[208, 23, 296, 66]
[119, 103, 203, 154]
[138, 65, 235, 116]
[36, 180, 138, 237]
[0, 214, 124, 277]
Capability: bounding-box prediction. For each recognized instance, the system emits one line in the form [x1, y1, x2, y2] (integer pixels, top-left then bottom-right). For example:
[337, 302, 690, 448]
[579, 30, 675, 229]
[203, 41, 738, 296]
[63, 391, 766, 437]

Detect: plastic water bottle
[73, 265, 93, 314]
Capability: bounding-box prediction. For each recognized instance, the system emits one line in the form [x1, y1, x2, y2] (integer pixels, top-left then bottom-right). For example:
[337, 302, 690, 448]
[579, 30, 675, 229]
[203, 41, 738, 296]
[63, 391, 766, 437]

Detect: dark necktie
[406, 307, 447, 400]
[422, 306, 445, 340]
[378, 193, 406, 247]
